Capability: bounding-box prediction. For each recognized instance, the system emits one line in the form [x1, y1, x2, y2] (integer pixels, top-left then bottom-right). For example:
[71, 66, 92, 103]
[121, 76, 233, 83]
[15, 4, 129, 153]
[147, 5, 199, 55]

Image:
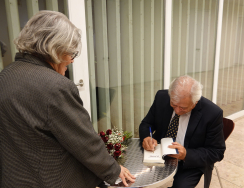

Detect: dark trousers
[170, 161, 203, 188]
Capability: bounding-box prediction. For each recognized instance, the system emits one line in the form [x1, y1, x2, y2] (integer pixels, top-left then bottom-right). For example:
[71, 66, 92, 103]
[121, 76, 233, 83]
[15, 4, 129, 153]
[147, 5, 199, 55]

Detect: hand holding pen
[142, 127, 158, 152]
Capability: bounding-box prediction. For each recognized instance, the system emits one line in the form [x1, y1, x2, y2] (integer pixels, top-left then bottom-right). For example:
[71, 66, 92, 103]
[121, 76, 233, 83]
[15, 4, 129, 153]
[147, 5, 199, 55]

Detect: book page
[143, 144, 164, 163]
[161, 138, 177, 157]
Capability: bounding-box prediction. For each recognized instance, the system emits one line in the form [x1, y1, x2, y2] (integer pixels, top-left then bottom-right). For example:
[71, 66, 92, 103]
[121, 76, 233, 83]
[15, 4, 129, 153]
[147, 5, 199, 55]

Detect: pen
[149, 127, 152, 140]
[149, 127, 154, 152]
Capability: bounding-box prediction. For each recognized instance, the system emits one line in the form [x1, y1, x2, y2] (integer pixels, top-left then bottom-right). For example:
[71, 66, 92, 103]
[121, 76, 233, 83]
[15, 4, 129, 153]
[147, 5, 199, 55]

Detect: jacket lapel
[164, 101, 174, 126]
[160, 103, 174, 139]
[184, 98, 202, 148]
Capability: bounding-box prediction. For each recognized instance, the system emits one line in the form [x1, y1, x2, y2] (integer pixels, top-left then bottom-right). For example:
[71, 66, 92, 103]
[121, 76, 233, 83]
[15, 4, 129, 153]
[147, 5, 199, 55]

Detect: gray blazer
[0, 53, 120, 188]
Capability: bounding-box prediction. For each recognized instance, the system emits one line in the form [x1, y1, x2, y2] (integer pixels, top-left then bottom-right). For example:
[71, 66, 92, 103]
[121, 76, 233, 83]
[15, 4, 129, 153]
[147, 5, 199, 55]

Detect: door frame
[68, 0, 91, 116]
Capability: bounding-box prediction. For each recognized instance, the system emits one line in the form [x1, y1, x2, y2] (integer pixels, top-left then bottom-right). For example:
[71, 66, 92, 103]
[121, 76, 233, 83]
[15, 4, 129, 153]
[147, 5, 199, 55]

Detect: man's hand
[142, 137, 158, 151]
[167, 142, 186, 160]
[119, 165, 136, 187]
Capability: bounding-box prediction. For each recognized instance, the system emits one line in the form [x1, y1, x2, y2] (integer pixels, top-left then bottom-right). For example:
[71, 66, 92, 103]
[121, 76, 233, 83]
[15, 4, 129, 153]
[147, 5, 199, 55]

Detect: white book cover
[143, 138, 177, 164]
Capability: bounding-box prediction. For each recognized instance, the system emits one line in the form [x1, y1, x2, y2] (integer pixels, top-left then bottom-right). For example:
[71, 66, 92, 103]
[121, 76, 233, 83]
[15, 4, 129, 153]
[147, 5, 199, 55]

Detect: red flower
[106, 129, 112, 135]
[100, 131, 105, 137]
[114, 143, 121, 150]
[114, 150, 121, 157]
[102, 136, 109, 143]
[107, 143, 113, 150]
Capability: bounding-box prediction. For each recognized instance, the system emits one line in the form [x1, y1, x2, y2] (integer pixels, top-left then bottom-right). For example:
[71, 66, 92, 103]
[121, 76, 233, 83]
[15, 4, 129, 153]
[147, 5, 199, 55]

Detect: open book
[143, 138, 178, 163]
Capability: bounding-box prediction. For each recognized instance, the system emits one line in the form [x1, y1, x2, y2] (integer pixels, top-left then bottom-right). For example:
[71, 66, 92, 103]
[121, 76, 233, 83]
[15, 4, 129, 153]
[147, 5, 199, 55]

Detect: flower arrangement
[100, 128, 132, 160]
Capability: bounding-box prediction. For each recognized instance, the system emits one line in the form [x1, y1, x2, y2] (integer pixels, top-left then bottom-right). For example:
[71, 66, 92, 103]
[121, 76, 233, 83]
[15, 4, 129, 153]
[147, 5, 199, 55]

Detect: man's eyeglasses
[71, 52, 78, 60]
[170, 101, 196, 111]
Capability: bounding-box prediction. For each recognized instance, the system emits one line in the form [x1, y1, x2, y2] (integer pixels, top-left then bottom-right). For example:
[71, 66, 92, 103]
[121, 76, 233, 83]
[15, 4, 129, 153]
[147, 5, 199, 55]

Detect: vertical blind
[218, 0, 244, 117]
[0, 0, 68, 73]
[171, 0, 218, 100]
[85, 0, 165, 136]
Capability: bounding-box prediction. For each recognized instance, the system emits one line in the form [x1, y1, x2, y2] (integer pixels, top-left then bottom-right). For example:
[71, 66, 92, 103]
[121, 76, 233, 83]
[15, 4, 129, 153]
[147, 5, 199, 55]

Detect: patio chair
[214, 117, 235, 188]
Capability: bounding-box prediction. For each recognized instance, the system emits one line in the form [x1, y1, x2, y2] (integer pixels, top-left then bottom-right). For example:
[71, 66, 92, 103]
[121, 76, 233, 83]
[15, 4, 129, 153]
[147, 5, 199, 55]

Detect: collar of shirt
[172, 111, 191, 118]
[171, 111, 192, 146]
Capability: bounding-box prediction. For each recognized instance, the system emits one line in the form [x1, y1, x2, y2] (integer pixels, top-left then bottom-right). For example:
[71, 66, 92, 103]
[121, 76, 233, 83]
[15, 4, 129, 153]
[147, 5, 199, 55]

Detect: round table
[107, 138, 178, 188]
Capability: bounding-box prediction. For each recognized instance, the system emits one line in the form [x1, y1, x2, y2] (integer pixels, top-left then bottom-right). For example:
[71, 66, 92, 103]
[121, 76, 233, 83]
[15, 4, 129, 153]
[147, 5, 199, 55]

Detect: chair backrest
[222, 117, 235, 141]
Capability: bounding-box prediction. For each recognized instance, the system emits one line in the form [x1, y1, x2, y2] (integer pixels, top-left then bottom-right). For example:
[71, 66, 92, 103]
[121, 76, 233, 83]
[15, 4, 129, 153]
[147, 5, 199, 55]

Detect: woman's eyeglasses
[71, 52, 78, 60]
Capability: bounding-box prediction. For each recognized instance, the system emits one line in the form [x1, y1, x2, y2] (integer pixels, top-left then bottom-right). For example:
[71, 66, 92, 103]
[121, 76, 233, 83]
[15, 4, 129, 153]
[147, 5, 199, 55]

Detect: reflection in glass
[86, 0, 165, 136]
[217, 0, 244, 117]
[171, 0, 218, 101]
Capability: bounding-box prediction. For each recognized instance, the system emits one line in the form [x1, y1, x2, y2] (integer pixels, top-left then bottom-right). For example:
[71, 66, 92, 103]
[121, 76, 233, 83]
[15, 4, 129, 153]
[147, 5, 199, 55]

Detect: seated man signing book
[139, 75, 226, 188]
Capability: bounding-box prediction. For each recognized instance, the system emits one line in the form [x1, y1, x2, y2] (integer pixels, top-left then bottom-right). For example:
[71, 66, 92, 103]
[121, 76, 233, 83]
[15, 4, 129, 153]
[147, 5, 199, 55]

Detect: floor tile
[215, 160, 244, 187]
[196, 174, 241, 188]
[232, 120, 244, 142]
[221, 137, 244, 168]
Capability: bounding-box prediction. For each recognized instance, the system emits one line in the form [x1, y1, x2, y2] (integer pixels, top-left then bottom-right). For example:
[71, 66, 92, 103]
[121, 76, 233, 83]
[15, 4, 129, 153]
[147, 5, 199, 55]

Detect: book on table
[143, 137, 178, 163]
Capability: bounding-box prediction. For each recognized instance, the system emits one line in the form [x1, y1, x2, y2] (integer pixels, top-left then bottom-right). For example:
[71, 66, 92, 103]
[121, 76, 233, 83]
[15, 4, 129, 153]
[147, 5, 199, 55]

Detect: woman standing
[0, 10, 134, 187]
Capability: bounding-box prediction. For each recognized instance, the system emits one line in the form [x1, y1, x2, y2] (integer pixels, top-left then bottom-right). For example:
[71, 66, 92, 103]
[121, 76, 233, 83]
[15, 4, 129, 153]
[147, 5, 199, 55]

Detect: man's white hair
[168, 75, 203, 104]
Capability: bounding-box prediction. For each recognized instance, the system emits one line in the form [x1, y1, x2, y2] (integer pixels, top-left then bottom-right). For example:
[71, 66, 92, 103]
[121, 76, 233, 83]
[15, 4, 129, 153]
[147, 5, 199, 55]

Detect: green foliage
[123, 131, 133, 141]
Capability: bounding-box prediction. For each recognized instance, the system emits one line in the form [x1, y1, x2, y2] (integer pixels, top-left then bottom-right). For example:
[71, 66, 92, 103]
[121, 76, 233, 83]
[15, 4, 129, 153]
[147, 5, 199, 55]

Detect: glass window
[0, 0, 70, 77]
[171, 0, 218, 100]
[85, 0, 165, 137]
[217, 0, 244, 117]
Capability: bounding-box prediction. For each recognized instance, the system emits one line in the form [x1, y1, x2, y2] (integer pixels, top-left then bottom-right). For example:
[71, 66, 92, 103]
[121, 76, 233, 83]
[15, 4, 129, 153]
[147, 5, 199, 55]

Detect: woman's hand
[119, 165, 136, 187]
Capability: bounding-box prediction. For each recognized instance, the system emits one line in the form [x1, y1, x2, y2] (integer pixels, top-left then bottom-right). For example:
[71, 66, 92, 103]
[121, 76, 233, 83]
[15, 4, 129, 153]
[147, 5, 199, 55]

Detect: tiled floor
[161, 116, 244, 188]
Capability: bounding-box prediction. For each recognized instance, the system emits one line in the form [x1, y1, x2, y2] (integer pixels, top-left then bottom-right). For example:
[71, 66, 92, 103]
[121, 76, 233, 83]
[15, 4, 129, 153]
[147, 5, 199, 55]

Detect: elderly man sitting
[139, 75, 225, 188]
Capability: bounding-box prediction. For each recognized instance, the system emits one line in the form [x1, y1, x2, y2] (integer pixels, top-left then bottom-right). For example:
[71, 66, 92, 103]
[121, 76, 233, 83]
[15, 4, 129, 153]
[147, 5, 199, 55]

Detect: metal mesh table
[107, 138, 178, 188]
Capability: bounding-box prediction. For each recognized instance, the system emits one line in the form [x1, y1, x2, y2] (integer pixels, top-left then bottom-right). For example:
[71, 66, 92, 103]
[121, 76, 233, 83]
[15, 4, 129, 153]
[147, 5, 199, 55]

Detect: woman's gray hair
[168, 75, 203, 104]
[14, 10, 81, 64]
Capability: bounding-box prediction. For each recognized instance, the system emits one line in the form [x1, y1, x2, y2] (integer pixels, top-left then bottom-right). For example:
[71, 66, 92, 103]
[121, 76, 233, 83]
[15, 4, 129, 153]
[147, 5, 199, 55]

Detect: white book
[143, 138, 178, 163]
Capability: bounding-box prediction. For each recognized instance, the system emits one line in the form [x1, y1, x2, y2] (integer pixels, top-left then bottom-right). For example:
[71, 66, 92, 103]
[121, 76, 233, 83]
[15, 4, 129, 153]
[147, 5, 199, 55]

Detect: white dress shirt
[170, 111, 191, 146]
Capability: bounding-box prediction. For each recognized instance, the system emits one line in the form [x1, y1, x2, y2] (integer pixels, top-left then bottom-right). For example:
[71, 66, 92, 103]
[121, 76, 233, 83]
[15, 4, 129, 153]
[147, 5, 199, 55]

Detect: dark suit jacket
[139, 90, 226, 187]
[0, 53, 120, 188]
